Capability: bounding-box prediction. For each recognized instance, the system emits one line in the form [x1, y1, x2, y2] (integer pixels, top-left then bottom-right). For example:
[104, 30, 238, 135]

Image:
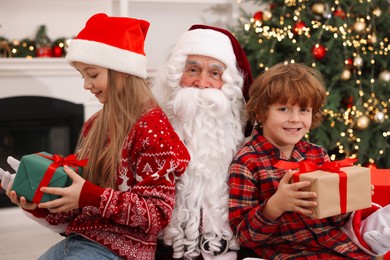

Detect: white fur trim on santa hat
[170, 29, 237, 74]
[66, 39, 147, 79]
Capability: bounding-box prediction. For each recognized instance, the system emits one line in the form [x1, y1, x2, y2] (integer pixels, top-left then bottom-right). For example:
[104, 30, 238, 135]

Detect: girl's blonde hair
[76, 70, 157, 188]
[246, 63, 326, 129]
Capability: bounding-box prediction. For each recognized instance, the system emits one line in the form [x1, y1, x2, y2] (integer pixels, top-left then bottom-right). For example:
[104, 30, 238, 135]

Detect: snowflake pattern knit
[28, 107, 190, 259]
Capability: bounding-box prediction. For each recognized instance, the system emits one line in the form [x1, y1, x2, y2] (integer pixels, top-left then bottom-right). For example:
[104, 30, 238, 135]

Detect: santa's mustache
[172, 87, 231, 121]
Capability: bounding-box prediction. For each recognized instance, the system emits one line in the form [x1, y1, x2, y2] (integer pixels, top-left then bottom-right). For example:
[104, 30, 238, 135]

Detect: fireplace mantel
[0, 58, 102, 120]
[0, 58, 75, 76]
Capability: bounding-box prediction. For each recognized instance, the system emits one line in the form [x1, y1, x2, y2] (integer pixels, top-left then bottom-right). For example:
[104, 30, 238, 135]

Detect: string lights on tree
[234, 0, 390, 168]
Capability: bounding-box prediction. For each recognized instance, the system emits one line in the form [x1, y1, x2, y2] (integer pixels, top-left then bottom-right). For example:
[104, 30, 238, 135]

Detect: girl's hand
[38, 165, 85, 213]
[6, 189, 38, 210]
[263, 170, 317, 220]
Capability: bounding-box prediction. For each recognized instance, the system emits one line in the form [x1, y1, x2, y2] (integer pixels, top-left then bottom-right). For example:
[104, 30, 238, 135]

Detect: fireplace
[0, 58, 102, 207]
[0, 96, 84, 207]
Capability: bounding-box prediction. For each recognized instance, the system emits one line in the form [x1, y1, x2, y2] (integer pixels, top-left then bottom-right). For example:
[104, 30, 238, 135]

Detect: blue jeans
[38, 234, 123, 260]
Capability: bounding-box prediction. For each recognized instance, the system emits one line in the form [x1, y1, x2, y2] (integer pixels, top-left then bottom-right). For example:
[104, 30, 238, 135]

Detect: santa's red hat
[66, 13, 149, 79]
[172, 24, 253, 101]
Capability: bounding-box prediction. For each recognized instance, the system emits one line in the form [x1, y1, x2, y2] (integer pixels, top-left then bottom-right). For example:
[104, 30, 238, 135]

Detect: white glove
[0, 169, 15, 190]
[364, 228, 390, 255]
[7, 156, 20, 172]
[0, 156, 20, 190]
[201, 251, 237, 260]
[362, 205, 390, 255]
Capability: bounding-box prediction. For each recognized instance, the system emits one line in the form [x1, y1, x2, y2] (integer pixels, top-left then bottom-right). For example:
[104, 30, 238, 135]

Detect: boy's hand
[263, 170, 317, 220]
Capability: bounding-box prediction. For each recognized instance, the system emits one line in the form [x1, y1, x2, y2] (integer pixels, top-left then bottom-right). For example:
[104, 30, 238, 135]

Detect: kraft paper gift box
[275, 159, 372, 219]
[11, 152, 87, 204]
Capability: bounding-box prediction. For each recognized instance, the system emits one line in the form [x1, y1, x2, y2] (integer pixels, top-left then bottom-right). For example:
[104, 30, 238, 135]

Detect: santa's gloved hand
[7, 156, 20, 172]
[0, 156, 20, 190]
[364, 227, 390, 255]
[0, 168, 15, 190]
[362, 205, 390, 255]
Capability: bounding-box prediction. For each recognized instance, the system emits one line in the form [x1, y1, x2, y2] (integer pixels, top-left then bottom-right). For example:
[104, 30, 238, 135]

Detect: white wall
[0, 0, 111, 39]
[0, 0, 237, 71]
[112, 1, 234, 71]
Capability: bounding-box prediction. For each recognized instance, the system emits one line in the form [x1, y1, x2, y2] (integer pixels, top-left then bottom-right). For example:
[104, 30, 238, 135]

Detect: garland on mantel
[0, 25, 72, 58]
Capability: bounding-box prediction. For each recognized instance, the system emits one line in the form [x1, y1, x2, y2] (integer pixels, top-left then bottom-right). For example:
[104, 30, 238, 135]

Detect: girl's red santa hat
[66, 13, 149, 79]
[171, 24, 253, 101]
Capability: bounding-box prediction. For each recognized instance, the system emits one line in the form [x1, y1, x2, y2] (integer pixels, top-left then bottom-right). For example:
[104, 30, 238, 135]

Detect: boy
[228, 63, 390, 259]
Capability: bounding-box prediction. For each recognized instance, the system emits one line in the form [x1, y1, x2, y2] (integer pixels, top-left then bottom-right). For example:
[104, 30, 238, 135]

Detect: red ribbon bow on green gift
[32, 153, 88, 203]
[274, 158, 358, 214]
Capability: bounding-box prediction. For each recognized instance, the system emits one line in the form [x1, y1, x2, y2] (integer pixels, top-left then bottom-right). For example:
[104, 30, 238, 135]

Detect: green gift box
[11, 152, 87, 204]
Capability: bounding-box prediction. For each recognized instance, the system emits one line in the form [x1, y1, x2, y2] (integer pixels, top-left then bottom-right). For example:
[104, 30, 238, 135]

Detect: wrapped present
[11, 152, 87, 204]
[371, 169, 390, 207]
[275, 158, 372, 219]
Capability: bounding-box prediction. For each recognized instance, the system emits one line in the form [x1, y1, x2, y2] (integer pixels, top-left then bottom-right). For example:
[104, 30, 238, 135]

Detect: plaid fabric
[228, 127, 371, 259]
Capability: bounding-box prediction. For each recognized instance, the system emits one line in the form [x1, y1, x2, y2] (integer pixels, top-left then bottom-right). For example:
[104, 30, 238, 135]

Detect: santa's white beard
[162, 87, 244, 259]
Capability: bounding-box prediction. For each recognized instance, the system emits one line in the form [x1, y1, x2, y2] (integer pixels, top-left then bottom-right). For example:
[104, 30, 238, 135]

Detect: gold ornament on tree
[356, 115, 370, 130]
[368, 33, 378, 44]
[373, 8, 382, 17]
[312, 3, 325, 14]
[353, 21, 367, 33]
[341, 69, 351, 81]
[263, 10, 272, 21]
[378, 70, 390, 82]
[354, 55, 364, 68]
[374, 111, 385, 123]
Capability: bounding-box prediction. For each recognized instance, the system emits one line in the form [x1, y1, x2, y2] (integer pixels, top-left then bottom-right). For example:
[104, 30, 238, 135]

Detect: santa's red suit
[342, 203, 390, 256]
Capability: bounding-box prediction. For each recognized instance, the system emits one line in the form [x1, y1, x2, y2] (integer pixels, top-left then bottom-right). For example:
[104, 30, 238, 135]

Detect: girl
[4, 13, 190, 260]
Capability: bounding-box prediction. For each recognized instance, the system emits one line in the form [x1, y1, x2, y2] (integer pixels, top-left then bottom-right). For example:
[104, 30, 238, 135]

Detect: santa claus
[152, 25, 253, 259]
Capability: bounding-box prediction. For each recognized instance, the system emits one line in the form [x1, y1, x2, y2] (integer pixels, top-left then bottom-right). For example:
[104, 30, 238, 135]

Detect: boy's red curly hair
[246, 62, 326, 129]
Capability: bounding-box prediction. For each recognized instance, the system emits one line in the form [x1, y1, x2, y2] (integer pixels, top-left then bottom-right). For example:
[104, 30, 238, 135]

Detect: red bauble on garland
[36, 47, 53, 57]
[52, 45, 63, 57]
[311, 44, 326, 60]
[253, 11, 263, 21]
[292, 21, 307, 35]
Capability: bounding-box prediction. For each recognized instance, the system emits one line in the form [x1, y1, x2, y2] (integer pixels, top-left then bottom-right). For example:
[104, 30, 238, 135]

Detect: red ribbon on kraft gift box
[274, 158, 358, 214]
[32, 153, 88, 203]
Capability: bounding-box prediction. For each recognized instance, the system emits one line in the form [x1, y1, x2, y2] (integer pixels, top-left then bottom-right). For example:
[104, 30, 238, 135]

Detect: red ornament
[311, 44, 326, 60]
[270, 3, 277, 10]
[334, 9, 346, 19]
[364, 162, 377, 169]
[253, 11, 263, 21]
[293, 21, 307, 35]
[36, 47, 53, 57]
[343, 96, 354, 108]
[345, 58, 353, 68]
[52, 45, 63, 57]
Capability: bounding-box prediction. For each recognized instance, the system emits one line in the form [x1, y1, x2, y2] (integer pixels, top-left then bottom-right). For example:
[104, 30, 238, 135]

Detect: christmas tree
[233, 0, 390, 168]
